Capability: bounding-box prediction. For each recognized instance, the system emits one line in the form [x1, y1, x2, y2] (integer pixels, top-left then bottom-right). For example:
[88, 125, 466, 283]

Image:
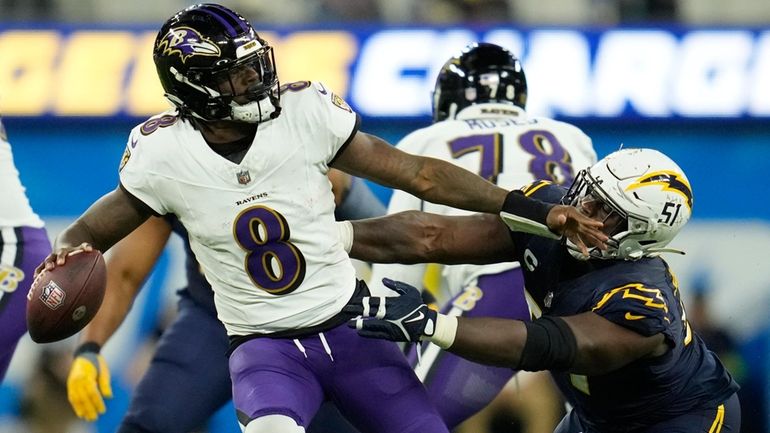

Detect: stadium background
[1, 1, 770, 432]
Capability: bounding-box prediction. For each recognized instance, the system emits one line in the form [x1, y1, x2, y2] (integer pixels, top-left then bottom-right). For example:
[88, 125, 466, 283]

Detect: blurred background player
[368, 42, 596, 429]
[0, 116, 52, 382]
[65, 168, 383, 432]
[347, 148, 741, 433]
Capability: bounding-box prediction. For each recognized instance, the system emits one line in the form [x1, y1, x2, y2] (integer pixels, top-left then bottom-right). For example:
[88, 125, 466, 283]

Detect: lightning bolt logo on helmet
[156, 26, 221, 63]
[626, 170, 693, 211]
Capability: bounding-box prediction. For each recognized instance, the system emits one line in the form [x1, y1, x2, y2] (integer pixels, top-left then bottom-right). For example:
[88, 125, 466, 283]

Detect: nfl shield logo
[237, 170, 251, 185]
[40, 281, 66, 310]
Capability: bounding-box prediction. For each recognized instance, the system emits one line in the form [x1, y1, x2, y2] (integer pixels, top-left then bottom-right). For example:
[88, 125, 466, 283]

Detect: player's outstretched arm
[67, 217, 172, 421]
[332, 131, 507, 214]
[346, 211, 514, 265]
[348, 281, 668, 376]
[333, 132, 607, 251]
[36, 186, 152, 276]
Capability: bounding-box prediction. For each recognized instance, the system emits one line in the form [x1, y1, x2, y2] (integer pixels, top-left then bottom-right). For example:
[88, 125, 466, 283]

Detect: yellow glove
[67, 343, 112, 421]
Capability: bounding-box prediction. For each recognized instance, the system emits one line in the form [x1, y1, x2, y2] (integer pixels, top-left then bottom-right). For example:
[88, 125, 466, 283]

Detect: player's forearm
[349, 211, 436, 263]
[447, 317, 529, 368]
[349, 211, 514, 265]
[55, 219, 103, 251]
[414, 157, 508, 214]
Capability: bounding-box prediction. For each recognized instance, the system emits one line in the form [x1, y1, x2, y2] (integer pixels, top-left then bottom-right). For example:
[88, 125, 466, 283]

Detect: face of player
[577, 191, 627, 237]
[212, 60, 263, 106]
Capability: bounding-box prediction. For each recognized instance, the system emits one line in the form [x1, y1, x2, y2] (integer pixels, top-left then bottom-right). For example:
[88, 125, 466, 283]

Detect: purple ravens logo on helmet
[156, 27, 221, 64]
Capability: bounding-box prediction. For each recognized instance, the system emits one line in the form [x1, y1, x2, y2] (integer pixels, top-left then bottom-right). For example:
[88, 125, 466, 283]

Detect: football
[26, 249, 107, 343]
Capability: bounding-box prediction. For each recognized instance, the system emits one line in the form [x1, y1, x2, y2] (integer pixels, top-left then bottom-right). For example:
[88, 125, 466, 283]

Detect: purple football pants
[0, 226, 51, 380]
[408, 266, 530, 428]
[229, 322, 449, 433]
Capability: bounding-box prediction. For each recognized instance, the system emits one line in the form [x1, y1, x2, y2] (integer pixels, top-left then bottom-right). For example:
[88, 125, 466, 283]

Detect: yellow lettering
[0, 31, 60, 115]
[277, 31, 356, 95]
[54, 31, 135, 115]
[126, 31, 171, 116]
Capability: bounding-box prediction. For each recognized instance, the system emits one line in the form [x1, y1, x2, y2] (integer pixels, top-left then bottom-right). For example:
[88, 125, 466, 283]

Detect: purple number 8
[518, 130, 575, 186]
[233, 206, 306, 295]
[140, 114, 179, 136]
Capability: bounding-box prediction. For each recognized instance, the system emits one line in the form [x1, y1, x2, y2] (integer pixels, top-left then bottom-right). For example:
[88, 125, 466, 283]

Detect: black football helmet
[153, 3, 280, 123]
[432, 43, 527, 122]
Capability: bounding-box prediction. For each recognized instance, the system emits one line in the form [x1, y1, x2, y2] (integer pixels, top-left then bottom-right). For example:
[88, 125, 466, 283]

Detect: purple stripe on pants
[0, 226, 51, 380]
[229, 322, 449, 433]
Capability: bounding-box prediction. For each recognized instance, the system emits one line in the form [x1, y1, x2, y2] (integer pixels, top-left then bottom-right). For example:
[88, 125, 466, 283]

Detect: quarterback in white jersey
[369, 43, 597, 428]
[36, 6, 606, 433]
[120, 81, 359, 336]
[0, 117, 51, 381]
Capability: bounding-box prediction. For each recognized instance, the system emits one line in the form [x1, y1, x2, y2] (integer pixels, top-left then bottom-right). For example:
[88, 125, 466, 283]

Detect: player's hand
[67, 344, 112, 421]
[34, 242, 93, 277]
[546, 205, 608, 256]
[344, 278, 437, 342]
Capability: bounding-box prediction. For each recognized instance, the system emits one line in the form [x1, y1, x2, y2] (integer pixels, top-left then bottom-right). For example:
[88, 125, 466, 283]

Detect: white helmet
[563, 148, 693, 260]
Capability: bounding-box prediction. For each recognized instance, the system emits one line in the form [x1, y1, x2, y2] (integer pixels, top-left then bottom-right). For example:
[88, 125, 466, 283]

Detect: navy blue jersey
[510, 182, 739, 433]
[165, 215, 217, 315]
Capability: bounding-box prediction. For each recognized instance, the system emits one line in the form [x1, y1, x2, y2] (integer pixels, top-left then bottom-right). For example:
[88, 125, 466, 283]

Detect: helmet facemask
[562, 148, 692, 261]
[169, 44, 280, 123]
[563, 169, 634, 260]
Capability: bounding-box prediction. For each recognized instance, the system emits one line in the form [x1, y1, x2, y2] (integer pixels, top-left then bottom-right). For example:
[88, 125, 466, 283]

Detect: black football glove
[344, 278, 437, 342]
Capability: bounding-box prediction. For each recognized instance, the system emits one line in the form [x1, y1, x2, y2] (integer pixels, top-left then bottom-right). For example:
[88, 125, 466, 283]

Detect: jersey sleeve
[303, 81, 360, 165]
[118, 128, 169, 215]
[589, 282, 676, 342]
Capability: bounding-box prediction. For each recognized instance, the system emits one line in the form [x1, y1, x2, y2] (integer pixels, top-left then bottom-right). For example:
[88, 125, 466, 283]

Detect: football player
[36, 4, 605, 433]
[0, 116, 52, 382]
[346, 148, 741, 433]
[65, 169, 382, 432]
[368, 42, 597, 428]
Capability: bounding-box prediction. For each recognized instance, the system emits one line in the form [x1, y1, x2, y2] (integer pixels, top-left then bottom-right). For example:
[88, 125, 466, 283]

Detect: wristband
[499, 190, 560, 240]
[427, 313, 458, 349]
[74, 341, 102, 357]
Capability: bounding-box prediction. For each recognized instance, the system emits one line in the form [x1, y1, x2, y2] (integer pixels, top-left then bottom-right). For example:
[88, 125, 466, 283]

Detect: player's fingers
[96, 357, 113, 399]
[358, 320, 399, 341]
[568, 234, 589, 257]
[382, 278, 407, 295]
[67, 385, 86, 419]
[77, 373, 106, 418]
[352, 296, 382, 318]
[72, 386, 98, 421]
[34, 257, 51, 276]
[581, 227, 609, 250]
[54, 249, 71, 266]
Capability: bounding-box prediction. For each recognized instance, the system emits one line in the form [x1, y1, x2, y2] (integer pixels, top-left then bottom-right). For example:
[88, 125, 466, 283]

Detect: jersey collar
[455, 103, 527, 120]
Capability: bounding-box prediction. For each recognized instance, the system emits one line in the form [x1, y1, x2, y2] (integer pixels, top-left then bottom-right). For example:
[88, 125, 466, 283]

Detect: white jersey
[119, 82, 359, 336]
[370, 103, 596, 299]
[0, 119, 44, 228]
